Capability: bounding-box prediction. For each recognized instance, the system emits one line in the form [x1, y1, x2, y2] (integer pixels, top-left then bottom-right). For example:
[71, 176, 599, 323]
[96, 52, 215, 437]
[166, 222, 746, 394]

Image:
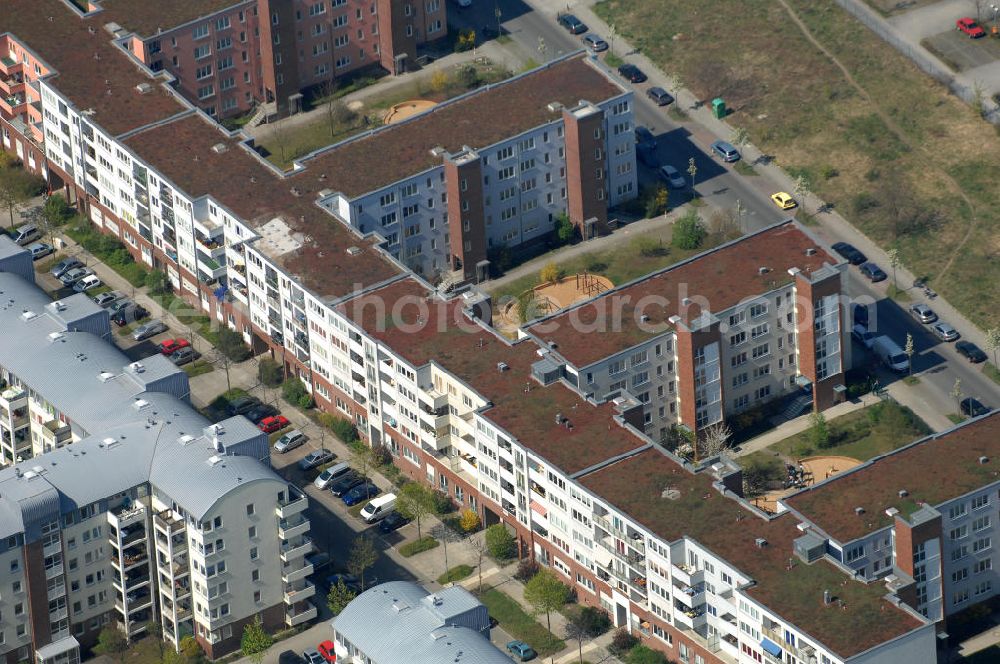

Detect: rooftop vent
[898, 489, 909, 498]
[50, 301, 67, 312]
[885, 507, 899, 517]
[211, 142, 228, 154]
[805, 247, 817, 256]
[546, 101, 564, 112]
[854, 506, 865, 515]
[212, 423, 225, 435]
[290, 187, 301, 197]
[318, 188, 334, 198]
[101, 437, 120, 449]
[135, 83, 153, 95]
[346, 246, 362, 256]
[177, 434, 196, 446]
[755, 538, 769, 549]
[429, 146, 446, 158]
[48, 332, 64, 342]
[979, 456, 990, 465]
[20, 311, 37, 321]
[661, 487, 681, 500]
[681, 297, 691, 306]
[206, 455, 223, 466]
[132, 398, 150, 410]
[497, 362, 509, 372]
[97, 371, 114, 382]
[758, 266, 770, 275]
[129, 361, 145, 374]
[823, 589, 832, 605]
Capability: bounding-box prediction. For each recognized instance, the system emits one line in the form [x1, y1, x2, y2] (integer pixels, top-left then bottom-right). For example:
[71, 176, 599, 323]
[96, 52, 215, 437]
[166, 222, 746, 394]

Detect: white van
[314, 461, 352, 490]
[872, 336, 909, 373]
[13, 224, 39, 246]
[360, 493, 396, 523]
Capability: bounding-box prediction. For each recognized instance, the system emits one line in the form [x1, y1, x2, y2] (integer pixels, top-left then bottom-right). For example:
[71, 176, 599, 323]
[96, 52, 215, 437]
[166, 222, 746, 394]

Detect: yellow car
[770, 192, 797, 210]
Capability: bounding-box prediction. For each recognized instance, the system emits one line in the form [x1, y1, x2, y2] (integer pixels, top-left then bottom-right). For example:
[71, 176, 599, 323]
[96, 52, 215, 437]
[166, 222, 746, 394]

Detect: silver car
[274, 430, 307, 453]
[909, 303, 937, 324]
[659, 165, 686, 189]
[932, 322, 959, 342]
[132, 319, 167, 341]
[93, 290, 125, 308]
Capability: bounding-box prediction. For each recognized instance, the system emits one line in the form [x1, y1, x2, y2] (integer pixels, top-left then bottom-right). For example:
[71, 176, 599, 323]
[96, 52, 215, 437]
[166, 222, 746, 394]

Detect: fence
[833, 0, 1000, 123]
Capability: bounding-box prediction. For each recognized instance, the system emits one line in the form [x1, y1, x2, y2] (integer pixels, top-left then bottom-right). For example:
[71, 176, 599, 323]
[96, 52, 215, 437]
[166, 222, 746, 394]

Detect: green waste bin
[712, 97, 726, 119]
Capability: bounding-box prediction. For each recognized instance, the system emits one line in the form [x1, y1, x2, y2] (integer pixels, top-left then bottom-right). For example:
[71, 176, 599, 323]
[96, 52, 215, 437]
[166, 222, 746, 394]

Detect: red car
[258, 415, 290, 433]
[317, 641, 336, 663]
[158, 338, 191, 355]
[957, 17, 986, 38]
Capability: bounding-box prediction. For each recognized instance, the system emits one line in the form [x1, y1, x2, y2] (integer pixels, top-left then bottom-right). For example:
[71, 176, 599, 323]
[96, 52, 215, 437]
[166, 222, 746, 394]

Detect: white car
[73, 274, 102, 292]
[659, 165, 686, 189]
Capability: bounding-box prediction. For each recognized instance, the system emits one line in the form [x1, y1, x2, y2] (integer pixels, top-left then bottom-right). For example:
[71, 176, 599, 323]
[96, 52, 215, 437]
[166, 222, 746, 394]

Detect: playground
[383, 99, 437, 124]
[753, 455, 861, 513]
[496, 272, 614, 334]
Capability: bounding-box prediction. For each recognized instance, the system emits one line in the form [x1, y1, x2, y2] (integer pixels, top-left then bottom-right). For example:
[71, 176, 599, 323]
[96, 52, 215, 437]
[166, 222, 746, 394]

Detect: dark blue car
[342, 481, 379, 506]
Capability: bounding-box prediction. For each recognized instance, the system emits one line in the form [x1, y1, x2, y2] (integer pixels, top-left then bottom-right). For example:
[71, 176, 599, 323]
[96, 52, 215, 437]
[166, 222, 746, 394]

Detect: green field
[476, 588, 565, 657]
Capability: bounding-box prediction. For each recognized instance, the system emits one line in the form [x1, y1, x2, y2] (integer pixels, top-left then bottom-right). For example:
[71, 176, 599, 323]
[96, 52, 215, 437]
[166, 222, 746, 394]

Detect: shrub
[281, 377, 311, 408]
[370, 443, 392, 467]
[581, 253, 608, 273]
[454, 29, 476, 52]
[644, 186, 668, 218]
[514, 559, 540, 582]
[43, 194, 75, 225]
[437, 564, 474, 585]
[431, 489, 454, 514]
[217, 327, 252, 362]
[626, 645, 669, 664]
[575, 606, 612, 636]
[539, 262, 562, 285]
[457, 64, 480, 89]
[554, 213, 575, 245]
[399, 536, 439, 557]
[146, 269, 171, 296]
[258, 358, 284, 387]
[484, 523, 516, 561]
[318, 412, 359, 443]
[671, 210, 706, 250]
[632, 236, 668, 258]
[459, 509, 481, 533]
[820, 164, 839, 180]
[608, 627, 639, 656]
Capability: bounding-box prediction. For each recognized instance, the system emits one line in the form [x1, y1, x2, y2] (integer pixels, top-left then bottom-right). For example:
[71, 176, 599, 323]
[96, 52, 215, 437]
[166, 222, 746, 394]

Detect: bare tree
[465, 535, 488, 592]
[972, 0, 985, 22]
[699, 422, 733, 458]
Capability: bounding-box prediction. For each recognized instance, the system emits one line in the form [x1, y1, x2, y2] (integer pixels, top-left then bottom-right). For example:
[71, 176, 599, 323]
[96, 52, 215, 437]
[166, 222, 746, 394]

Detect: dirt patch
[753, 455, 861, 513]
[533, 273, 614, 310]
[383, 99, 438, 124]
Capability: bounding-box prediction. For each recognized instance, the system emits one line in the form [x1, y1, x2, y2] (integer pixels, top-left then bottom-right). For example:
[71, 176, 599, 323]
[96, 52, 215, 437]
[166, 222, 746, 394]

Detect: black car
[956, 341, 988, 363]
[329, 471, 364, 497]
[379, 511, 410, 533]
[853, 303, 870, 328]
[961, 397, 991, 418]
[646, 87, 674, 106]
[245, 403, 279, 424]
[278, 651, 304, 664]
[859, 262, 887, 283]
[326, 573, 361, 592]
[634, 126, 656, 148]
[226, 396, 261, 416]
[831, 241, 867, 265]
[557, 13, 587, 34]
[111, 304, 149, 327]
[617, 63, 647, 83]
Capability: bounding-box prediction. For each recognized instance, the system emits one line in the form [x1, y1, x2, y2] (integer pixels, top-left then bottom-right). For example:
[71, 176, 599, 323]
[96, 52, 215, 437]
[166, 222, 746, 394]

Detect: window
[194, 44, 211, 60]
[310, 1, 327, 15]
[249, 547, 258, 560]
[952, 525, 969, 540]
[196, 64, 213, 80]
[197, 84, 215, 100]
[950, 503, 968, 520]
[750, 303, 767, 318]
[193, 25, 209, 40]
[973, 515, 991, 532]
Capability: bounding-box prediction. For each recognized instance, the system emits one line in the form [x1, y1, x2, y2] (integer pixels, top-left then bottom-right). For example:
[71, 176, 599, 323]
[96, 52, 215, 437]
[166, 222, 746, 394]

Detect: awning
[760, 638, 782, 658]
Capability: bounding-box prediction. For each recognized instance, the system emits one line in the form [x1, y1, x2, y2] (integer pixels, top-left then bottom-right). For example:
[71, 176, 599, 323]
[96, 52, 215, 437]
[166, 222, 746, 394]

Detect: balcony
[596, 535, 645, 569]
[44, 563, 64, 580]
[0, 56, 21, 74]
[280, 537, 313, 562]
[0, 71, 24, 95]
[285, 602, 317, 627]
[154, 510, 185, 535]
[671, 563, 704, 587]
[282, 561, 314, 584]
[278, 515, 310, 540]
[1, 93, 26, 116]
[283, 580, 316, 605]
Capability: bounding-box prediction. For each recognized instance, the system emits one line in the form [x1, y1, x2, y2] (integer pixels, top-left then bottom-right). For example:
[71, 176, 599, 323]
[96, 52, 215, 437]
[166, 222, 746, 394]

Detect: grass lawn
[399, 536, 439, 557]
[476, 588, 565, 657]
[437, 564, 474, 585]
[985, 363, 1000, 386]
[487, 223, 735, 315]
[768, 401, 930, 462]
[948, 413, 966, 425]
[594, 0, 1000, 331]
[182, 360, 214, 378]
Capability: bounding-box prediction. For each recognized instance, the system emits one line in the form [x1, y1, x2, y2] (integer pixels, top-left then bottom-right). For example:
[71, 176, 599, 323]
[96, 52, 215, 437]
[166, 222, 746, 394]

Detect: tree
[145, 620, 165, 662]
[429, 69, 449, 93]
[564, 607, 610, 663]
[43, 193, 74, 227]
[327, 579, 357, 616]
[951, 378, 963, 412]
[698, 421, 732, 459]
[458, 65, 480, 89]
[734, 198, 746, 233]
[94, 626, 129, 664]
[539, 262, 562, 284]
[179, 636, 205, 663]
[972, 0, 985, 23]
[973, 80, 988, 119]
[350, 443, 376, 481]
[671, 210, 706, 250]
[240, 615, 273, 664]
[217, 326, 251, 362]
[269, 118, 291, 165]
[887, 248, 901, 290]
[793, 174, 812, 207]
[281, 376, 313, 409]
[554, 212, 574, 244]
[430, 522, 464, 574]
[809, 412, 829, 450]
[466, 535, 488, 592]
[644, 186, 668, 218]
[258, 357, 284, 387]
[484, 523, 516, 560]
[986, 327, 1000, 366]
[397, 481, 435, 537]
[731, 126, 750, 149]
[0, 167, 38, 229]
[459, 508, 481, 533]
[146, 268, 171, 297]
[687, 157, 698, 190]
[523, 569, 570, 633]
[348, 534, 378, 590]
[904, 333, 915, 376]
[565, 616, 589, 663]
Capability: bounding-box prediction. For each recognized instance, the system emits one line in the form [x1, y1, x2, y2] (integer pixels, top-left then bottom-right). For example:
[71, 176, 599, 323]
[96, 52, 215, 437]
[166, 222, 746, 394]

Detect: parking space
[924, 29, 1000, 70]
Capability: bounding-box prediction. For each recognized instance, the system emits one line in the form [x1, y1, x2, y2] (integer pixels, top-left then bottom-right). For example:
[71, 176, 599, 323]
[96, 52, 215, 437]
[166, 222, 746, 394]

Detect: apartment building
[526, 224, 849, 445]
[783, 412, 1000, 626]
[331, 581, 511, 663]
[0, 252, 316, 661]
[81, 0, 447, 119]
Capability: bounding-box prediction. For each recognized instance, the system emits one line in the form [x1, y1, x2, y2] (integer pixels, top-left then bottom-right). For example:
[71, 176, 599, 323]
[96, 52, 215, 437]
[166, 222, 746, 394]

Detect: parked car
[298, 448, 335, 470]
[956, 341, 988, 363]
[646, 86, 674, 106]
[908, 303, 938, 324]
[506, 641, 537, 661]
[301, 650, 324, 664]
[637, 143, 658, 167]
[634, 126, 656, 148]
[361, 493, 397, 523]
[329, 471, 364, 497]
[582, 34, 608, 51]
[932, 321, 960, 342]
[961, 397, 990, 418]
[450, 0, 472, 7]
[258, 415, 291, 434]
[342, 481, 379, 506]
[317, 641, 336, 664]
[50, 257, 83, 279]
[132, 319, 167, 341]
[659, 164, 686, 189]
[111, 304, 148, 327]
[325, 573, 360, 592]
[158, 338, 191, 355]
[169, 347, 200, 366]
[617, 63, 647, 83]
[12, 224, 39, 246]
[278, 651, 304, 664]
[72, 274, 102, 292]
[314, 462, 353, 490]
[770, 192, 797, 210]
[851, 324, 877, 350]
[245, 403, 279, 424]
[59, 266, 92, 287]
[27, 242, 54, 261]
[226, 395, 261, 416]
[957, 17, 986, 38]
[853, 303, 870, 328]
[92, 290, 125, 308]
[710, 140, 740, 162]
[859, 262, 887, 283]
[379, 511, 410, 533]
[831, 241, 867, 265]
[557, 13, 588, 34]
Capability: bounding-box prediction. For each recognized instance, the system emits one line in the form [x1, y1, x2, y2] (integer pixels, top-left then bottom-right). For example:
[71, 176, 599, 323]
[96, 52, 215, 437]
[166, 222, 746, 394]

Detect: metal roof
[332, 581, 509, 664]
